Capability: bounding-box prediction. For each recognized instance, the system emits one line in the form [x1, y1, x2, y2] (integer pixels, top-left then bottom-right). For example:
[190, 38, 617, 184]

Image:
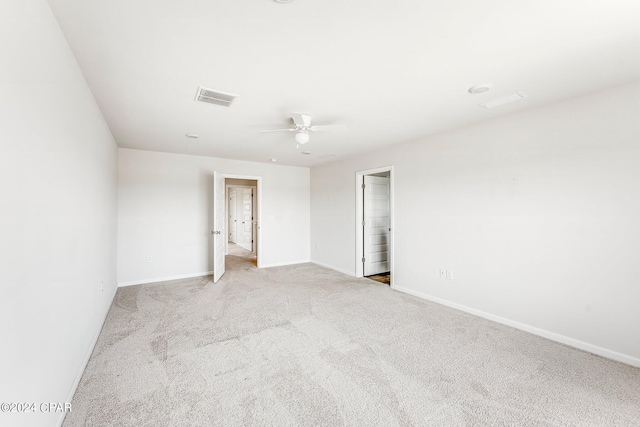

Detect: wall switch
[315, 243, 319, 250]
[439, 268, 446, 278]
[446, 270, 453, 280]
[100, 280, 104, 292]
[147, 256, 152, 263]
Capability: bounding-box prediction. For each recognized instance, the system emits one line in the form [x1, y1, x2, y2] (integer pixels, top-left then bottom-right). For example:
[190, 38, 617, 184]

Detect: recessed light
[185, 134, 199, 138]
[301, 151, 311, 155]
[273, 0, 294, 3]
[269, 158, 277, 162]
[468, 84, 493, 94]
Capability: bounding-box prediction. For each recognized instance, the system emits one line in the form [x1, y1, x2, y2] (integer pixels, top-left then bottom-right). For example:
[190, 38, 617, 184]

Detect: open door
[212, 171, 226, 283]
[363, 174, 390, 276]
[241, 188, 253, 251]
[229, 189, 238, 244]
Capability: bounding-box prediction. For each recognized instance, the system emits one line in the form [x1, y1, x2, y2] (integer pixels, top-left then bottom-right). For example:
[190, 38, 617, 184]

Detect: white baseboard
[390, 284, 640, 368]
[118, 271, 214, 287]
[59, 284, 118, 427]
[260, 260, 310, 269]
[311, 260, 355, 277]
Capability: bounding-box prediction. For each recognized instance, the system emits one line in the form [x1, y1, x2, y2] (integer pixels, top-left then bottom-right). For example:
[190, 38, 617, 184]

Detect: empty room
[1, 0, 639, 426]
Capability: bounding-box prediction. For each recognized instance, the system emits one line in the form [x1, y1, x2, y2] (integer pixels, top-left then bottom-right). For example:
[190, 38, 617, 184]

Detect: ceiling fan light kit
[260, 112, 346, 147]
[295, 132, 310, 144]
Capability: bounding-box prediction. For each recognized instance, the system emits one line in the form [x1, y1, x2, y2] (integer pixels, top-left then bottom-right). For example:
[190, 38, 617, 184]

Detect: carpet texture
[64, 247, 640, 426]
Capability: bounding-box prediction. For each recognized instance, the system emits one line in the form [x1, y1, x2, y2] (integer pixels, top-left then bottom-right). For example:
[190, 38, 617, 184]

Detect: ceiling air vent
[479, 91, 527, 109]
[195, 86, 238, 107]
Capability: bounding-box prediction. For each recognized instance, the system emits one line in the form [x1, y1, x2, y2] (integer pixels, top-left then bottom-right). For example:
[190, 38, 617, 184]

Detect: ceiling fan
[260, 112, 345, 146]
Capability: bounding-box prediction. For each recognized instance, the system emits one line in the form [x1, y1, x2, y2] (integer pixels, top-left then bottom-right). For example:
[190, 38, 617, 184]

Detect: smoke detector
[468, 84, 493, 94]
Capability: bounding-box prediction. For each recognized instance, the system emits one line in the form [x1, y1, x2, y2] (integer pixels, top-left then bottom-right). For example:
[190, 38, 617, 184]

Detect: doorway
[211, 173, 262, 284]
[225, 178, 258, 260]
[355, 166, 393, 286]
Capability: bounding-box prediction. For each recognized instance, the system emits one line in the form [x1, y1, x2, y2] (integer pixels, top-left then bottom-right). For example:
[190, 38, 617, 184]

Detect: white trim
[311, 260, 355, 276]
[118, 271, 214, 287]
[260, 260, 310, 269]
[355, 166, 394, 285]
[391, 284, 640, 368]
[58, 284, 118, 427]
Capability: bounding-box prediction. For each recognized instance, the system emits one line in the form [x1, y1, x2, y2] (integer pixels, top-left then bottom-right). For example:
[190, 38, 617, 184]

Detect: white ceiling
[47, 0, 640, 167]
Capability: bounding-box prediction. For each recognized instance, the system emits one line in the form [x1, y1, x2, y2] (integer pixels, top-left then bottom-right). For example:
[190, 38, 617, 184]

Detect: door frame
[225, 184, 257, 253]
[355, 166, 394, 284]
[220, 174, 263, 268]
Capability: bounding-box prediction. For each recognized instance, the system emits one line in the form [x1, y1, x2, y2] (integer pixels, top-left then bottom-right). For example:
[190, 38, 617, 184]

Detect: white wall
[118, 149, 310, 285]
[311, 81, 640, 366]
[0, 1, 118, 426]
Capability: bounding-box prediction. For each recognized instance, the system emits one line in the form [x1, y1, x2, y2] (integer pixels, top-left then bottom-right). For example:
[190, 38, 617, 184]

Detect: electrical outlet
[100, 280, 104, 292]
[147, 256, 152, 263]
[439, 268, 446, 278]
[446, 270, 453, 280]
[315, 243, 319, 250]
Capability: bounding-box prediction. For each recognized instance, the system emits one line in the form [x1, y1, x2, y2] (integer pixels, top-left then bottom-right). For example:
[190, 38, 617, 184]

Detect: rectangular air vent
[195, 86, 238, 107]
[480, 91, 527, 109]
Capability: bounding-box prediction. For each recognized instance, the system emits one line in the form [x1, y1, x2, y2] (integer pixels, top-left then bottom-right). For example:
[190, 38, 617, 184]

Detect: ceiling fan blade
[290, 112, 311, 127]
[259, 128, 296, 133]
[309, 124, 346, 132]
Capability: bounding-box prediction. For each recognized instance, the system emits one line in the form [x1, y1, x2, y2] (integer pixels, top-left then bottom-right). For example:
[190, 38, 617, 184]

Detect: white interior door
[252, 187, 257, 253]
[213, 172, 226, 283]
[241, 188, 253, 251]
[228, 189, 237, 243]
[363, 175, 390, 276]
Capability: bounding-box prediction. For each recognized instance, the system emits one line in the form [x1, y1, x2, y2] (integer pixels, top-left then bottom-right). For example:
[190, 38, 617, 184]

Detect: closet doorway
[355, 166, 393, 286]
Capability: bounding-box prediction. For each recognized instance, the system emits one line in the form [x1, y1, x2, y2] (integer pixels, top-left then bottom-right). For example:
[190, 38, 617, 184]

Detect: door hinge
[362, 184, 366, 189]
[362, 220, 366, 226]
[362, 257, 366, 263]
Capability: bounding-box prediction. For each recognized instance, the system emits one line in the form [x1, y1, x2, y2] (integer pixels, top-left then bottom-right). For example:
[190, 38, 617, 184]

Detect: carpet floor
[64, 248, 640, 426]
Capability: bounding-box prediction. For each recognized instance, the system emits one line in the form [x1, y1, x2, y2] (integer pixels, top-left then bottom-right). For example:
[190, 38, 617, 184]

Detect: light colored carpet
[64, 250, 640, 426]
